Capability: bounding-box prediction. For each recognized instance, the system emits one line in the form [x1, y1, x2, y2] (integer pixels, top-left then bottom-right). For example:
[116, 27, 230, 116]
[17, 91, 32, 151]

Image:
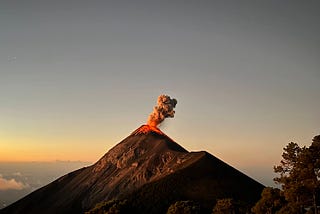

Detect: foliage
[85, 199, 129, 214]
[251, 187, 285, 214]
[273, 136, 320, 213]
[252, 135, 320, 214]
[166, 200, 200, 214]
[212, 198, 236, 214]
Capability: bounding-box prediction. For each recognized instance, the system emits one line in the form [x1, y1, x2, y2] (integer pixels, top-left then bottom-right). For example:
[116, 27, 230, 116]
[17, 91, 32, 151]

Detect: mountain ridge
[0, 125, 264, 214]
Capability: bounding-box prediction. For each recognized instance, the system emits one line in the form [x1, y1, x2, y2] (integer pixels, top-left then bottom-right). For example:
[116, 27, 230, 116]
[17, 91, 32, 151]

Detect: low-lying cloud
[0, 175, 28, 191]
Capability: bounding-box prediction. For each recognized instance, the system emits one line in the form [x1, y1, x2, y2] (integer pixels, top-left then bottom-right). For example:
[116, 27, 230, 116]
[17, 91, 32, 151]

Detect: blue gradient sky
[1, 0, 319, 185]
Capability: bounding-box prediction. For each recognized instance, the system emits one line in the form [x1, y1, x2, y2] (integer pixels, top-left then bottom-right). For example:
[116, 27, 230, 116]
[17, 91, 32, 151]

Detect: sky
[0, 0, 319, 186]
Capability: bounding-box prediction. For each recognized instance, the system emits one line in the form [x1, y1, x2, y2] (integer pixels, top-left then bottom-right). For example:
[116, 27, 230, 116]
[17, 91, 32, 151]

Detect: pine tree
[251, 187, 285, 214]
[273, 136, 320, 213]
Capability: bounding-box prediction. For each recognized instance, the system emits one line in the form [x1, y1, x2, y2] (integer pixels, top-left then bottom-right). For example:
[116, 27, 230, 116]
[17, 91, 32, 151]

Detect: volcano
[0, 125, 264, 214]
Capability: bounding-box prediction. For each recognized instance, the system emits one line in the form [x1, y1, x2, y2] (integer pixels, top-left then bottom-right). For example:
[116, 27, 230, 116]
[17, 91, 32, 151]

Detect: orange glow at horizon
[0, 135, 109, 162]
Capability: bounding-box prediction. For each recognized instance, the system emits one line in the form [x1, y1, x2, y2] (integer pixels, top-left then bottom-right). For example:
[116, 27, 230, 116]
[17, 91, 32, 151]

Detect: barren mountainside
[0, 125, 264, 214]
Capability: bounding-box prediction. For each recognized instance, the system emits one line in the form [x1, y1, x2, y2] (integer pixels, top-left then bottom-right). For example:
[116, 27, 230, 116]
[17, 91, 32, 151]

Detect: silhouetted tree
[273, 136, 320, 213]
[212, 198, 236, 214]
[308, 135, 320, 214]
[166, 201, 200, 214]
[273, 142, 305, 213]
[251, 187, 285, 214]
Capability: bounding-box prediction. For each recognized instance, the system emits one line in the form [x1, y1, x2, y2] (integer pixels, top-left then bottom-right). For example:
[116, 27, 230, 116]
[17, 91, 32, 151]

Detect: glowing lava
[131, 125, 165, 136]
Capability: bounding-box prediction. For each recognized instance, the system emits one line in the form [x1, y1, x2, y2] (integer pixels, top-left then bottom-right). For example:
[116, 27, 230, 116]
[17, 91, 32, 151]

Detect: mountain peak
[130, 124, 164, 136]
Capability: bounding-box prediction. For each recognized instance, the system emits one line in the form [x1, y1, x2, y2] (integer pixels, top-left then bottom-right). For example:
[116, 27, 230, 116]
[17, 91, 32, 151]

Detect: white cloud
[0, 175, 28, 191]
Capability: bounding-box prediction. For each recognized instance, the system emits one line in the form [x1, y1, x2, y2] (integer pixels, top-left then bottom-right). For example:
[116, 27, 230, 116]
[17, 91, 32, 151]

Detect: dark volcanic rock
[0, 125, 264, 214]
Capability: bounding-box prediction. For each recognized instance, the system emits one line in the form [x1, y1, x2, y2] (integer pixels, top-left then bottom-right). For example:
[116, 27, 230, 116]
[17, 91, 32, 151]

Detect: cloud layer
[0, 175, 28, 191]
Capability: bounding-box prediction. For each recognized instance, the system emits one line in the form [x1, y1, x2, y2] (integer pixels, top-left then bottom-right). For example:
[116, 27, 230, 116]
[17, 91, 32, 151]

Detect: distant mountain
[0, 125, 264, 214]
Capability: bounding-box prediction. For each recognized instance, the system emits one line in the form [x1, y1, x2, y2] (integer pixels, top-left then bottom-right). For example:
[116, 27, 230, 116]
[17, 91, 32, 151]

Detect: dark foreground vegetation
[252, 135, 320, 214]
[86, 198, 252, 214]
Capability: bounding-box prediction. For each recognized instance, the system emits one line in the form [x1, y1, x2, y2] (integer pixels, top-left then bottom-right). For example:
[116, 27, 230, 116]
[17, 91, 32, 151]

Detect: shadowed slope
[124, 151, 264, 213]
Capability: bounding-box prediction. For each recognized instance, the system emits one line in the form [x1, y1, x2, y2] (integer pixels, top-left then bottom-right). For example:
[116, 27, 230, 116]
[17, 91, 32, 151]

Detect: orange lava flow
[131, 125, 164, 136]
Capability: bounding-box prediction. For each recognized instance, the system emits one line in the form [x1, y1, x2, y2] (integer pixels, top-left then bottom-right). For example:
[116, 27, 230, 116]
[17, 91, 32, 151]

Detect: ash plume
[147, 95, 177, 127]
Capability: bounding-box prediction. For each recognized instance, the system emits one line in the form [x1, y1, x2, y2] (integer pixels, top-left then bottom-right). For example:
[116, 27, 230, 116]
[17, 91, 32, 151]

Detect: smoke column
[147, 95, 177, 127]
